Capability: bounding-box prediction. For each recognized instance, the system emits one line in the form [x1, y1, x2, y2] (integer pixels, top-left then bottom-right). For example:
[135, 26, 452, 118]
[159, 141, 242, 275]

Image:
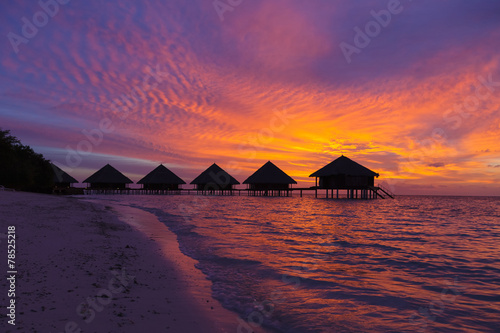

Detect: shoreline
[0, 191, 269, 332]
[85, 199, 269, 333]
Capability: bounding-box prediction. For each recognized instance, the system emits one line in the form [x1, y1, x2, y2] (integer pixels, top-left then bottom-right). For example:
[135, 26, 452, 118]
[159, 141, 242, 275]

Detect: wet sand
[0, 191, 266, 332]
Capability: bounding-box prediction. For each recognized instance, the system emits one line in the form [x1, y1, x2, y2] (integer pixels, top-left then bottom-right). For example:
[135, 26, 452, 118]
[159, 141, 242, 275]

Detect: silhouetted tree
[0, 129, 54, 193]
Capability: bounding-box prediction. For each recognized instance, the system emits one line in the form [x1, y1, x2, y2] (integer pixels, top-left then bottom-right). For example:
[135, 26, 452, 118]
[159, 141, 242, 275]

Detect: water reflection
[108, 195, 499, 332]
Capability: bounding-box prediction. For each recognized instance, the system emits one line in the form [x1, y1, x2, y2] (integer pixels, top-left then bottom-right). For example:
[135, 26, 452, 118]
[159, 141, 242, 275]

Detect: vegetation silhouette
[0, 129, 54, 193]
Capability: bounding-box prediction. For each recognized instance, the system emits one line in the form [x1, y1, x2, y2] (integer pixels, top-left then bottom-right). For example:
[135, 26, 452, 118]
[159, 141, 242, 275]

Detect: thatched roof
[83, 164, 133, 184]
[190, 163, 240, 185]
[243, 161, 296, 185]
[51, 163, 78, 183]
[309, 155, 379, 177]
[137, 164, 185, 185]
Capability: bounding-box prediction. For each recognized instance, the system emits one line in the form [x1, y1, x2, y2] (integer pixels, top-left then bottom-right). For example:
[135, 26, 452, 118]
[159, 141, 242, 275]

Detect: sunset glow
[1, 0, 499, 195]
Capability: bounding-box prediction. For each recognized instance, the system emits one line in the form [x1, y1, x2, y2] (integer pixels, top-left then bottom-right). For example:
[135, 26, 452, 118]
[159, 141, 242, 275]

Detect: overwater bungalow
[137, 164, 185, 193]
[51, 163, 80, 194]
[243, 161, 297, 196]
[83, 164, 133, 193]
[190, 163, 239, 195]
[310, 155, 393, 199]
[51, 163, 78, 188]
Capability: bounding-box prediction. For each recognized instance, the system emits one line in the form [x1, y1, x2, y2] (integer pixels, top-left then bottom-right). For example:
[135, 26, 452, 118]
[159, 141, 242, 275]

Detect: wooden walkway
[82, 185, 395, 199]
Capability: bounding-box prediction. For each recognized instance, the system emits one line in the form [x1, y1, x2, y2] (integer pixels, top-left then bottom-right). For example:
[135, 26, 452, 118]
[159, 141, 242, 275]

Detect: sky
[1, 0, 499, 195]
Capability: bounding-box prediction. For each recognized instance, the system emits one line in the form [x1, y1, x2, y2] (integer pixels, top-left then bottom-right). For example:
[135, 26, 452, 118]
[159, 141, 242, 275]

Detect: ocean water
[96, 195, 499, 332]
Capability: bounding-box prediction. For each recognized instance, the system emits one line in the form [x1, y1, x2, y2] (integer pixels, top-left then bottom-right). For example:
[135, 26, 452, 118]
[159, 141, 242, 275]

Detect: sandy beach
[0, 191, 264, 333]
